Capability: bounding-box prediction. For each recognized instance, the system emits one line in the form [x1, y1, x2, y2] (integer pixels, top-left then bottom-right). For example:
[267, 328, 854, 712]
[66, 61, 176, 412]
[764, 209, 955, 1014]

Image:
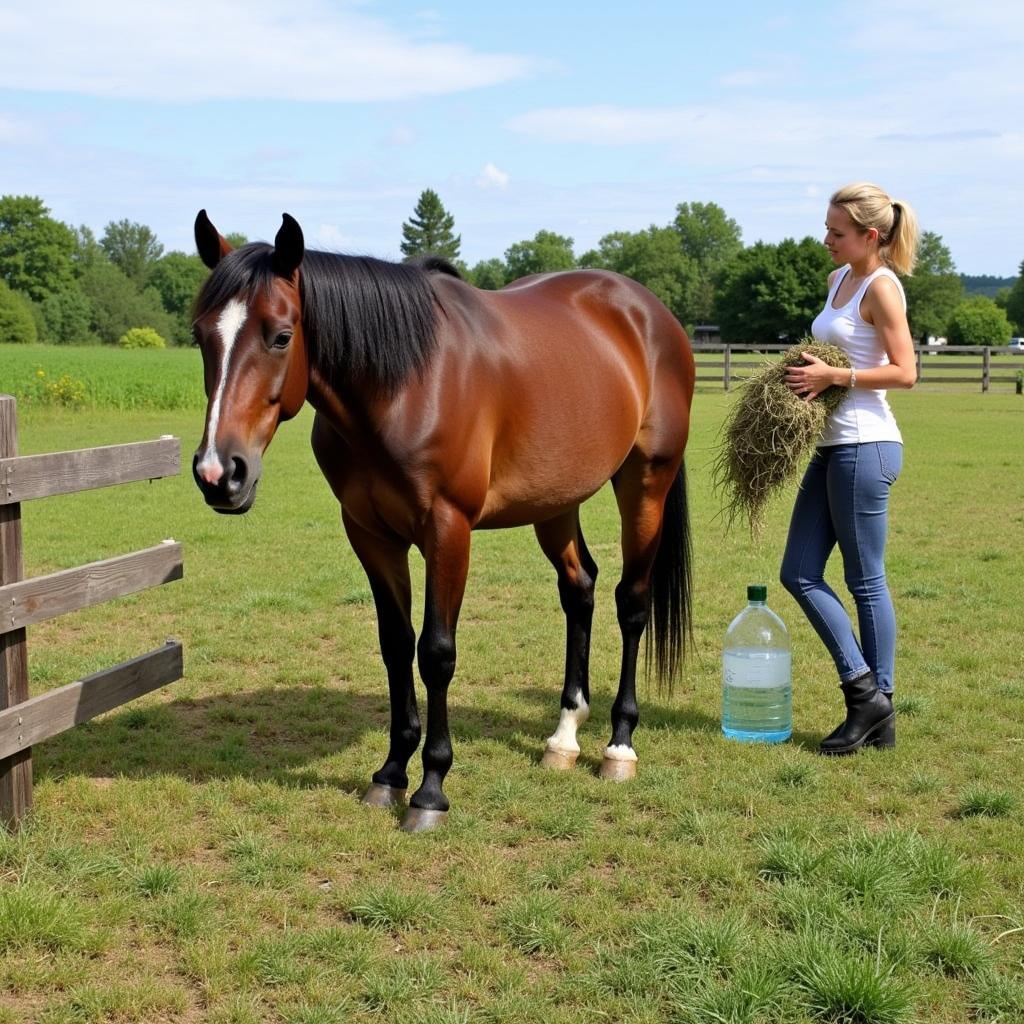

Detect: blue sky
[2, 0, 1021, 274]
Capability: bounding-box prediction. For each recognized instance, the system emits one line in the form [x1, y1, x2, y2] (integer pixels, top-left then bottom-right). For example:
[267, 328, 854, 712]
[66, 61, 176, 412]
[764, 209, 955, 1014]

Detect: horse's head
[191, 211, 310, 514]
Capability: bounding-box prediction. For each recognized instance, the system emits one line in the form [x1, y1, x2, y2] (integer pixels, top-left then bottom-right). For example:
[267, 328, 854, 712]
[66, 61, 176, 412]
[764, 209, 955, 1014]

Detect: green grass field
[1, 367, 1023, 1022]
[1, 345, 205, 411]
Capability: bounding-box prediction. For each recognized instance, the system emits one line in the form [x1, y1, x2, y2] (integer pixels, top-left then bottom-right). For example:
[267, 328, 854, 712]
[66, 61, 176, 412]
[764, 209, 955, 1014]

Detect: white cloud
[0, 1, 535, 102]
[506, 100, 897, 156]
[476, 162, 509, 189]
[314, 224, 349, 249]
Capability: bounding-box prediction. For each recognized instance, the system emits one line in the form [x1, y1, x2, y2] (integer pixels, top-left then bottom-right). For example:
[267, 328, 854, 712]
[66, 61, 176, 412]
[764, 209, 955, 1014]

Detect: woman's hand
[784, 352, 843, 403]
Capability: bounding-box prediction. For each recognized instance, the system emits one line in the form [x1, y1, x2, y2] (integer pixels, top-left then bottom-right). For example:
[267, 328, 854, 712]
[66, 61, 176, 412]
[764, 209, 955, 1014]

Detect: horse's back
[424, 270, 693, 528]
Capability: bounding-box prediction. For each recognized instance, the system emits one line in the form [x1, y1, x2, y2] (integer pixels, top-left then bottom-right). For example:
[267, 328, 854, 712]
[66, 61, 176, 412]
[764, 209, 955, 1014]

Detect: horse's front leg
[401, 502, 471, 833]
[341, 511, 419, 808]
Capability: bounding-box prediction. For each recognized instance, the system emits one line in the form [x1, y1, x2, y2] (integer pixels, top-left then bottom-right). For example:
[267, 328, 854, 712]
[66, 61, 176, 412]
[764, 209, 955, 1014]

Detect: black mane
[193, 244, 451, 393]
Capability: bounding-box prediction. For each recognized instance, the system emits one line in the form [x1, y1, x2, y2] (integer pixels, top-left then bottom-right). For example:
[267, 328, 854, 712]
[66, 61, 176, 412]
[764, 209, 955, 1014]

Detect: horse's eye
[272, 332, 292, 349]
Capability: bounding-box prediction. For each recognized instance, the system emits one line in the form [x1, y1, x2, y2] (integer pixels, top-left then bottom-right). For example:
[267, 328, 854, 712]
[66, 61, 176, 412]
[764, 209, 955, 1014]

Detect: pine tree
[400, 189, 461, 261]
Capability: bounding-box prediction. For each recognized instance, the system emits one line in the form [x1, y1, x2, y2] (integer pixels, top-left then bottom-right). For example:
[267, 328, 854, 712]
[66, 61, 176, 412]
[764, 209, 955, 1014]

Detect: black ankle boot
[819, 671, 895, 756]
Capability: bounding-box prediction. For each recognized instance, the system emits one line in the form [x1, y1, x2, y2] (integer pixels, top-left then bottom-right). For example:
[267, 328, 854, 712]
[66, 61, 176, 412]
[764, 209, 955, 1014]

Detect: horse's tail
[647, 461, 693, 693]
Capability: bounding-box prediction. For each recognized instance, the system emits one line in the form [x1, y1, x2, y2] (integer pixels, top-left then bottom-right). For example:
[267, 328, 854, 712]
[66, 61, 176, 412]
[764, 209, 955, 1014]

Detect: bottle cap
[747, 584, 767, 602]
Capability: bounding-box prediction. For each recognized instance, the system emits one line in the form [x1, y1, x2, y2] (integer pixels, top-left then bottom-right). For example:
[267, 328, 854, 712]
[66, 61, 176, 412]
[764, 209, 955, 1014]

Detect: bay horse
[191, 211, 695, 832]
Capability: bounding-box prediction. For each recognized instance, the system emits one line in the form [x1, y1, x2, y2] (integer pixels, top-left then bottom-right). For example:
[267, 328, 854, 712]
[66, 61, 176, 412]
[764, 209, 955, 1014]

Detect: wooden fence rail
[0, 394, 183, 830]
[693, 344, 1024, 393]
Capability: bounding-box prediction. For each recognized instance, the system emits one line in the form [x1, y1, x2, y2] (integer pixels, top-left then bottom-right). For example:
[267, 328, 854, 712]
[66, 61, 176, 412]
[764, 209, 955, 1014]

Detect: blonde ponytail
[829, 182, 919, 276]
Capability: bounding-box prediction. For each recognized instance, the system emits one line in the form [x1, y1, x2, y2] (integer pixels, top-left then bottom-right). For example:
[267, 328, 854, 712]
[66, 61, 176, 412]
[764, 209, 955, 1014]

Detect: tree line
[1, 191, 1022, 350]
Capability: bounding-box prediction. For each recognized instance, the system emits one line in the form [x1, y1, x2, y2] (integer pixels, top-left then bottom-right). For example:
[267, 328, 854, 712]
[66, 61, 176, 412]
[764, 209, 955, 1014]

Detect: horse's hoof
[362, 783, 407, 808]
[541, 747, 578, 770]
[599, 757, 637, 782]
[399, 807, 449, 833]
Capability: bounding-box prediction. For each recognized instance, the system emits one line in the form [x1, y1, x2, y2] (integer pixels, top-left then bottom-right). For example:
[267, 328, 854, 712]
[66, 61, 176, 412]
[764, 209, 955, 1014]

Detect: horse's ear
[272, 213, 304, 278]
[195, 209, 232, 269]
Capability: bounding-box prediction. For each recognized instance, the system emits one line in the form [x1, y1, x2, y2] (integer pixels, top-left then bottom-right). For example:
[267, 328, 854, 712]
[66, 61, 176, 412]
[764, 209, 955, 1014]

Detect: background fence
[0, 394, 183, 830]
[693, 344, 1024, 393]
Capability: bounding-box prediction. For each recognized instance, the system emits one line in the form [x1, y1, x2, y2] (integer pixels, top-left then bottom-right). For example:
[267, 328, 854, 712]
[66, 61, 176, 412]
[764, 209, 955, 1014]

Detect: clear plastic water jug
[722, 584, 792, 743]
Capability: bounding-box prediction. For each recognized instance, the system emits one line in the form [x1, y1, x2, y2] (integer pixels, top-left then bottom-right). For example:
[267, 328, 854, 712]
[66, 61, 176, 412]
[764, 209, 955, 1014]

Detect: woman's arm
[785, 276, 917, 400]
[859, 277, 917, 389]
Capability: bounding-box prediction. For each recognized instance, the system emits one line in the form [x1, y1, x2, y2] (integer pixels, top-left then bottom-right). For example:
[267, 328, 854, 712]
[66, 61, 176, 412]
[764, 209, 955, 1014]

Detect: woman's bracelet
[849, 366, 857, 389]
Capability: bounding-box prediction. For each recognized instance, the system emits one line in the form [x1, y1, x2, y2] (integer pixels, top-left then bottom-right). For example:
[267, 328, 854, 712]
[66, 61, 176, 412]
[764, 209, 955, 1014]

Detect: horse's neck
[307, 364, 388, 443]
[307, 365, 356, 434]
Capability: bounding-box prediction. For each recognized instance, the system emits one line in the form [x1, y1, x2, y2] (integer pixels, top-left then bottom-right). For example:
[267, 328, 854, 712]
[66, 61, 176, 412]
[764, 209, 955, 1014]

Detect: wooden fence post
[0, 397, 31, 828]
[724, 345, 732, 392]
[982, 347, 990, 393]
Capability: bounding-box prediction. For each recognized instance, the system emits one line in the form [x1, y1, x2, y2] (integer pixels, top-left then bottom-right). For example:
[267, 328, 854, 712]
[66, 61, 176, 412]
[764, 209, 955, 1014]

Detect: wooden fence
[694, 344, 1024, 393]
[0, 394, 183, 830]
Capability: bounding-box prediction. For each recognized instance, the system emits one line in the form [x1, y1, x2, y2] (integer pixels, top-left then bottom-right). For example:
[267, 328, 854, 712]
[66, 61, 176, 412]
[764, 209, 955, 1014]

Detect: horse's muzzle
[192, 451, 261, 514]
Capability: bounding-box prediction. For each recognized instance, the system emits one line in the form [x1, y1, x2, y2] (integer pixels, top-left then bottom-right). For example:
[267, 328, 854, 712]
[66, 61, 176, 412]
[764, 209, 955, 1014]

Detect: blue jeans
[780, 442, 903, 694]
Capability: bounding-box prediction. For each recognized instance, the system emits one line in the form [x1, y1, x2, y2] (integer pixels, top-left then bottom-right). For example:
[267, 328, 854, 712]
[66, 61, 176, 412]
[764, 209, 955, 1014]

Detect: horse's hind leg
[535, 510, 598, 770]
[342, 511, 419, 808]
[604, 449, 680, 781]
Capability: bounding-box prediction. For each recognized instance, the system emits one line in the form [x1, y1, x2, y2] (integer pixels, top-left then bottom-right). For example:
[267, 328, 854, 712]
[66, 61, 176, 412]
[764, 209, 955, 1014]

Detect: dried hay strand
[713, 340, 851, 535]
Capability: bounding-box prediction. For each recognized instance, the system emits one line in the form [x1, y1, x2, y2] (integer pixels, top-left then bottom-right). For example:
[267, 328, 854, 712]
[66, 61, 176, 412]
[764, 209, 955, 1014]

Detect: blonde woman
[780, 182, 918, 755]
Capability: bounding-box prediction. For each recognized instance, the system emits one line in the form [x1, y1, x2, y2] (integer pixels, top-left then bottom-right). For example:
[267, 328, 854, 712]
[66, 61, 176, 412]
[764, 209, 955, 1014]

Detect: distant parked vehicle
[1008, 338, 1024, 353]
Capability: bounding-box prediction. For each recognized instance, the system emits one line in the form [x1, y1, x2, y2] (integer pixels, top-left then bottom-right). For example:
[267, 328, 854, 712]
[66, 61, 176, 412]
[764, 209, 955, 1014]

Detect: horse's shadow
[31, 680, 778, 791]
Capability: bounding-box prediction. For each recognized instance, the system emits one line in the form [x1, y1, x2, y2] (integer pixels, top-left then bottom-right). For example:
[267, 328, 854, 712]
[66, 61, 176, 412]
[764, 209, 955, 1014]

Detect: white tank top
[811, 264, 904, 447]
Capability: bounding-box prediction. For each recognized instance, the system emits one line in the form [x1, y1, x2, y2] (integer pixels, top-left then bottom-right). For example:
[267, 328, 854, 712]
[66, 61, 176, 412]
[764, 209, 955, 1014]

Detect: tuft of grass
[360, 954, 444, 1015]
[347, 885, 441, 932]
[774, 761, 819, 788]
[830, 851, 912, 907]
[235, 935, 312, 987]
[918, 920, 994, 978]
[668, 807, 716, 845]
[527, 851, 587, 891]
[968, 969, 1024, 1023]
[405, 1002, 473, 1024]
[133, 863, 181, 898]
[0, 885, 94, 952]
[956, 786, 1016, 819]
[146, 890, 214, 940]
[905, 770, 941, 795]
[223, 829, 290, 887]
[279, 999, 355, 1024]
[786, 936, 915, 1024]
[908, 838, 980, 899]
[0, 827, 29, 870]
[637, 911, 749, 981]
[672, 959, 788, 1024]
[758, 830, 820, 883]
[498, 892, 571, 955]
[892, 694, 929, 717]
[768, 882, 847, 934]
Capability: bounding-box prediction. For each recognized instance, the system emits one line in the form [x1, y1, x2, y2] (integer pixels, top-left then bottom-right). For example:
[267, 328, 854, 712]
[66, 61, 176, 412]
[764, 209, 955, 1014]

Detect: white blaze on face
[196, 299, 247, 484]
[546, 695, 590, 755]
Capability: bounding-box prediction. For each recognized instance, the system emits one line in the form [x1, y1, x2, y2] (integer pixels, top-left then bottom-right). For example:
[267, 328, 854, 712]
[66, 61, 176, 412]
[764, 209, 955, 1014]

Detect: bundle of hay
[713, 340, 852, 535]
